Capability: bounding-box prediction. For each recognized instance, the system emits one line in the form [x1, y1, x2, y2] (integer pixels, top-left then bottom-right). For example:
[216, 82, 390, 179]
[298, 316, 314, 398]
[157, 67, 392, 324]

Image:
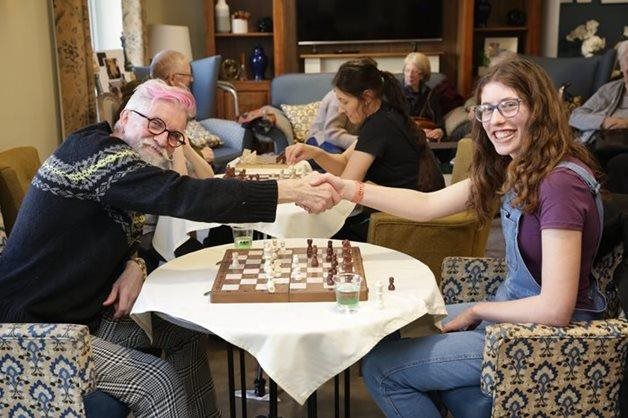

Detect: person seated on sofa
[312, 56, 606, 417]
[0, 79, 338, 418]
[569, 40, 628, 168]
[305, 90, 361, 154]
[151, 49, 217, 166]
[285, 57, 443, 241]
[403, 52, 445, 142]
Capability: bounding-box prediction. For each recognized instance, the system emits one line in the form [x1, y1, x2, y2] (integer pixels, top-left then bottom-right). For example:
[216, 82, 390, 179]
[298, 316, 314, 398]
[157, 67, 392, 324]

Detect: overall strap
[555, 161, 604, 252]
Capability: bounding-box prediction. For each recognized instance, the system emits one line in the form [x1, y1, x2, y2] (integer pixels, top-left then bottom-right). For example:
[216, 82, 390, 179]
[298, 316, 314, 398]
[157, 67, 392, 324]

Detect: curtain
[52, 0, 97, 137]
[122, 0, 146, 67]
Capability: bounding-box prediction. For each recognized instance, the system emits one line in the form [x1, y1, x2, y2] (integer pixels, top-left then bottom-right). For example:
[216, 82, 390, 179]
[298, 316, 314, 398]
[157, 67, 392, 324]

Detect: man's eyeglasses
[474, 98, 523, 123]
[130, 110, 185, 148]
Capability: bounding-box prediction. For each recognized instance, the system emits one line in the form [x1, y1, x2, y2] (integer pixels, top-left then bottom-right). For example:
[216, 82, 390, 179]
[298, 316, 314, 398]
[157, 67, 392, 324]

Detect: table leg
[227, 344, 236, 418]
[344, 368, 351, 418]
[269, 378, 279, 418]
[334, 375, 340, 418]
[239, 348, 247, 418]
[306, 391, 317, 418]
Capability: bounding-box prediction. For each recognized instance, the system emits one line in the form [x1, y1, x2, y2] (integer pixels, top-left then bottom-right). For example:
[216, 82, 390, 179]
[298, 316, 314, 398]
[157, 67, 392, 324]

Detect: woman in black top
[285, 58, 443, 240]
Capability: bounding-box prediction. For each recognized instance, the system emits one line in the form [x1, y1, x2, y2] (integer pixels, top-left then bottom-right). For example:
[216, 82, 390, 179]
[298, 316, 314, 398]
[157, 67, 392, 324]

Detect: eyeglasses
[130, 110, 185, 148]
[474, 98, 523, 123]
[174, 73, 194, 81]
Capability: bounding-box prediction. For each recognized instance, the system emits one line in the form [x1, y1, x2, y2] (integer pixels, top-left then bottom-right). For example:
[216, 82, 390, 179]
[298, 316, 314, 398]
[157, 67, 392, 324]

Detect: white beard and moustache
[135, 138, 171, 169]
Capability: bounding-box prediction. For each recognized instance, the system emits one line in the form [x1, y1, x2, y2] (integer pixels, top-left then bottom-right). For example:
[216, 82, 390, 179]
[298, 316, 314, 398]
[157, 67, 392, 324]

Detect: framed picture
[484, 37, 518, 65]
[94, 49, 128, 97]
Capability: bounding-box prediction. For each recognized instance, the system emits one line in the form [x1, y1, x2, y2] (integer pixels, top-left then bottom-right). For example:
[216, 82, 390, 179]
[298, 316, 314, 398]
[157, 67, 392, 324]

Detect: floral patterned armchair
[0, 323, 128, 417]
[440, 243, 628, 416]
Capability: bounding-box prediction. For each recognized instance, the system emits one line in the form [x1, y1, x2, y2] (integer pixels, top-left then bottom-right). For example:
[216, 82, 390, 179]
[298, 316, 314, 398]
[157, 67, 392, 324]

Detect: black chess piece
[388, 276, 396, 291]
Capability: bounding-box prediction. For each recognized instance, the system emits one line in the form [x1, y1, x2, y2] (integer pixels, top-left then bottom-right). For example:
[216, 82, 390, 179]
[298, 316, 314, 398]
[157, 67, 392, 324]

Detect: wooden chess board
[210, 245, 368, 303]
[223, 169, 301, 181]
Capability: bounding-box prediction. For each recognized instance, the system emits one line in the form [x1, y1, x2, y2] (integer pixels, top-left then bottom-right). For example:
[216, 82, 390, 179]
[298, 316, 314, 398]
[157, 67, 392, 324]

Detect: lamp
[147, 24, 193, 62]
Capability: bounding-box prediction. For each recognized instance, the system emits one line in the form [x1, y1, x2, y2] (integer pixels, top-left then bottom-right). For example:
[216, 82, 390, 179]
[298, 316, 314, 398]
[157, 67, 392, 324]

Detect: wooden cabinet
[457, 0, 541, 96]
[215, 80, 270, 120]
[204, 0, 296, 119]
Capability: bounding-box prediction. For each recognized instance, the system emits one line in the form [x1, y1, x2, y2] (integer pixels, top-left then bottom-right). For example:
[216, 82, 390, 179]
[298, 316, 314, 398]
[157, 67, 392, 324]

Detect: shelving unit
[457, 0, 541, 96]
[204, 0, 296, 119]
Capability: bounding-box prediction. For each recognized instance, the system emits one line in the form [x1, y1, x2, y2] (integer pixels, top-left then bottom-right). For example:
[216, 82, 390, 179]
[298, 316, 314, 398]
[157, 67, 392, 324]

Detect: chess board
[211, 245, 368, 303]
[223, 169, 300, 181]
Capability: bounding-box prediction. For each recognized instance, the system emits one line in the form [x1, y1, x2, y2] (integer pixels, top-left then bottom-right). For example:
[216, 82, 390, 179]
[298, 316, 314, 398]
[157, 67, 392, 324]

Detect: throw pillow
[186, 120, 223, 149]
[280, 101, 320, 143]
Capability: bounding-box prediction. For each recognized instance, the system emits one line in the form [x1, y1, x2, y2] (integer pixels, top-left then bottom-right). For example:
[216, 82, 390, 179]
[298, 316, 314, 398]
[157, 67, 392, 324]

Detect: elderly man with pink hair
[0, 80, 338, 417]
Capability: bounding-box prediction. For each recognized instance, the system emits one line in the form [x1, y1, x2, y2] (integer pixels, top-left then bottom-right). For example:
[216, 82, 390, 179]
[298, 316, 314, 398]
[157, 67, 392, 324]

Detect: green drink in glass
[334, 273, 362, 313]
[231, 225, 253, 249]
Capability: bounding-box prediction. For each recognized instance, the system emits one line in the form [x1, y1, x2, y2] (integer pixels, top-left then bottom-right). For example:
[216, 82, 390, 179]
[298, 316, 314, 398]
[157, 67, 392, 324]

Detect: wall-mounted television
[297, 0, 443, 45]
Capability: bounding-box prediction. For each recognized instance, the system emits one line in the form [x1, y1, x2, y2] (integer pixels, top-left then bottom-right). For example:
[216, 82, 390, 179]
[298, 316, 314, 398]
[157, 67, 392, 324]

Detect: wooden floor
[205, 218, 506, 418]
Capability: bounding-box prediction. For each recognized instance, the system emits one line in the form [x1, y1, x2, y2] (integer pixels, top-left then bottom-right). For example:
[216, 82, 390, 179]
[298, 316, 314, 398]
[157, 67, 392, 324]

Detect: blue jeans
[362, 303, 492, 418]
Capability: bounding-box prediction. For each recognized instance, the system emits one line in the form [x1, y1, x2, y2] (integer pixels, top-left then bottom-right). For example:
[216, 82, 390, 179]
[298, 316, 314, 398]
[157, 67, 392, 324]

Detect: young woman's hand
[441, 305, 482, 333]
[424, 128, 444, 142]
[285, 143, 320, 165]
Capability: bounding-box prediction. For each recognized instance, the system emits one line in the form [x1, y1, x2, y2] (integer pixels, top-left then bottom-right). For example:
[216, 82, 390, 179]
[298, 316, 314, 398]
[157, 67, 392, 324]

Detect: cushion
[186, 120, 223, 149]
[280, 101, 321, 143]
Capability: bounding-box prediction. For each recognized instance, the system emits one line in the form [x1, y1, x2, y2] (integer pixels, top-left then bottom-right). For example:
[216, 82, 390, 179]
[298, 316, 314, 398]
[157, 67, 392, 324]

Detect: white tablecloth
[131, 239, 447, 404]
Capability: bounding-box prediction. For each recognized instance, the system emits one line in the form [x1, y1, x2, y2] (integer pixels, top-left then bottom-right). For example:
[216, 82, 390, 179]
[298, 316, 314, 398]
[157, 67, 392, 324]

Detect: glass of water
[333, 273, 362, 313]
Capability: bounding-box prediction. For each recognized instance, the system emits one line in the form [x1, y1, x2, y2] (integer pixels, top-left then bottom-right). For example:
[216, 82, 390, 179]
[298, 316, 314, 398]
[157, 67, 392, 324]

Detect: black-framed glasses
[130, 110, 185, 148]
[474, 98, 523, 123]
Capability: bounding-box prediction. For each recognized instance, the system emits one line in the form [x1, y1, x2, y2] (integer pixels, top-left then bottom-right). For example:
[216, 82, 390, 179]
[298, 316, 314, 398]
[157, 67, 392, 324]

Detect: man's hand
[285, 143, 320, 165]
[310, 173, 355, 201]
[425, 128, 444, 142]
[602, 117, 628, 130]
[440, 306, 481, 333]
[102, 259, 145, 319]
[278, 172, 340, 213]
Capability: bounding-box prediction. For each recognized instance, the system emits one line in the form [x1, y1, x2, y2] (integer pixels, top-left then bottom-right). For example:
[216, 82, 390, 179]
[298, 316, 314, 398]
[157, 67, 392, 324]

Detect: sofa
[268, 72, 451, 151]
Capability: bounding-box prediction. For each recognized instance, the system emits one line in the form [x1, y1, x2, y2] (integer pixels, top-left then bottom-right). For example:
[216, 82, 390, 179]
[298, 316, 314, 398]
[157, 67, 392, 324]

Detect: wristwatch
[128, 256, 147, 281]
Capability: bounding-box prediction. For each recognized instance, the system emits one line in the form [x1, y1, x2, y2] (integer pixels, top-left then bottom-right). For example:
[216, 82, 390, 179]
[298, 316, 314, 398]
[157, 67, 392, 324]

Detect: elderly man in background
[0, 80, 338, 417]
[570, 41, 628, 168]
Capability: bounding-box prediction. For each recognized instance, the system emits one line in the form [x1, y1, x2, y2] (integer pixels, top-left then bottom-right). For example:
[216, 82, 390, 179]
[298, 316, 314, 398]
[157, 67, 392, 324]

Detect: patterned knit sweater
[0, 123, 277, 330]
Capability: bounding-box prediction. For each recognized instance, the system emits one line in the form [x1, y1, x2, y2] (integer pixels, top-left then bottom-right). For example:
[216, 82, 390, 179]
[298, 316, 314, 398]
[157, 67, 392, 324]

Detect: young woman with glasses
[313, 56, 605, 417]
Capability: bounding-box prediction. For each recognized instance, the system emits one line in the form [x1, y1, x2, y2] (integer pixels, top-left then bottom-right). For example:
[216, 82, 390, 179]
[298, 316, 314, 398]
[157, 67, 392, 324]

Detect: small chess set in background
[210, 239, 369, 303]
[223, 165, 306, 180]
[236, 149, 286, 168]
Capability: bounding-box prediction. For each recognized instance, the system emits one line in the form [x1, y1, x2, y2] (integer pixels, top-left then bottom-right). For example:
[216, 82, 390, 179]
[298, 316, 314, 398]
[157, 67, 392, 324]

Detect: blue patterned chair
[440, 242, 628, 416]
[0, 323, 128, 417]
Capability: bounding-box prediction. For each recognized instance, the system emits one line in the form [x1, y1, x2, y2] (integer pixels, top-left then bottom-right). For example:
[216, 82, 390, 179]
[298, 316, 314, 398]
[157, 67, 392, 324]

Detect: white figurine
[229, 252, 240, 269]
[267, 277, 276, 293]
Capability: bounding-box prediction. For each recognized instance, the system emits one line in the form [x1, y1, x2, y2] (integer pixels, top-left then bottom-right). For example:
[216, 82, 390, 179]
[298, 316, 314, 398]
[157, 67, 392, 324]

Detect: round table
[131, 238, 446, 404]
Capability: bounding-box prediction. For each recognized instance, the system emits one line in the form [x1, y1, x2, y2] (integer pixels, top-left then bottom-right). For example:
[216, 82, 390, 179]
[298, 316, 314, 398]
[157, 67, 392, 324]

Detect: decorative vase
[215, 0, 230, 33]
[474, 0, 491, 28]
[249, 45, 268, 81]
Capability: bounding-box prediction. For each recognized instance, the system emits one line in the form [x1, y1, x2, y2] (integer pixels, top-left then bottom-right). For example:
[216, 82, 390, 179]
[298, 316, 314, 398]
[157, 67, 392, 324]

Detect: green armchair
[440, 242, 627, 416]
[367, 138, 494, 281]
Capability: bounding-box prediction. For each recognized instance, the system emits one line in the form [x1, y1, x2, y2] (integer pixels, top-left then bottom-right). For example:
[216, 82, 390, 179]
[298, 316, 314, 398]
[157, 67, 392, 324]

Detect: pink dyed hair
[125, 79, 196, 119]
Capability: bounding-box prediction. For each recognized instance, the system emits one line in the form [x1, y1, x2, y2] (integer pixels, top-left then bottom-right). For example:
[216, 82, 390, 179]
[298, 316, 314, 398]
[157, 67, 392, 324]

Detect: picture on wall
[484, 37, 519, 65]
[94, 49, 127, 97]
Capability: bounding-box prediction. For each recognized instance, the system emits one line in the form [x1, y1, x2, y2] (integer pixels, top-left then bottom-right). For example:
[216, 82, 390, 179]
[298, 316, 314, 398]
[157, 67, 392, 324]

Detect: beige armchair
[368, 138, 494, 281]
[0, 146, 41, 234]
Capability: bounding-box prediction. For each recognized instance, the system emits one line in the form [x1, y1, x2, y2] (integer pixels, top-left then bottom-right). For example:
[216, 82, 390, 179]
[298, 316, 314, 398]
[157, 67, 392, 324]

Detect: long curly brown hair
[469, 56, 601, 224]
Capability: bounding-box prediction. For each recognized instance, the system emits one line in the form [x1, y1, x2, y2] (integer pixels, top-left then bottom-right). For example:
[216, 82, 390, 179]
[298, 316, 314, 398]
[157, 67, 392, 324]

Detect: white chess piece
[375, 280, 385, 310]
[267, 277, 276, 293]
[229, 252, 240, 269]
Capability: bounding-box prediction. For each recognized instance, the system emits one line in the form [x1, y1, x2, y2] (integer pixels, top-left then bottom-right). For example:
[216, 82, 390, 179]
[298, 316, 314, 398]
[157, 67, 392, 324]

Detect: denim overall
[494, 160, 606, 320]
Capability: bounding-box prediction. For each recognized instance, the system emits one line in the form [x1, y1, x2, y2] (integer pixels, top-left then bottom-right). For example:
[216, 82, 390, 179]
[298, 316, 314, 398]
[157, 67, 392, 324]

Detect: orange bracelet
[351, 181, 365, 203]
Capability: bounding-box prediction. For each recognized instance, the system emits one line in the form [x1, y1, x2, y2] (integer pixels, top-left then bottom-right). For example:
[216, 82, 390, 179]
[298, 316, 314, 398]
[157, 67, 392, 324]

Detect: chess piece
[327, 240, 333, 250]
[325, 253, 332, 262]
[388, 277, 396, 291]
[311, 256, 319, 268]
[375, 281, 385, 309]
[229, 252, 240, 269]
[267, 277, 276, 293]
[342, 239, 350, 248]
[326, 271, 335, 286]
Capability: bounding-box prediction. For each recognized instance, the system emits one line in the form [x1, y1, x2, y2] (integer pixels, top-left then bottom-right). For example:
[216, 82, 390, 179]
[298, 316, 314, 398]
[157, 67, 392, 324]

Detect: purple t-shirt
[518, 160, 601, 309]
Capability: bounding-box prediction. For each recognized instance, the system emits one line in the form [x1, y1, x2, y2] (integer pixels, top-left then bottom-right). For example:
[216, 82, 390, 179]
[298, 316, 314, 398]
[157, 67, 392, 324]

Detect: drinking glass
[333, 273, 362, 313]
[231, 225, 253, 249]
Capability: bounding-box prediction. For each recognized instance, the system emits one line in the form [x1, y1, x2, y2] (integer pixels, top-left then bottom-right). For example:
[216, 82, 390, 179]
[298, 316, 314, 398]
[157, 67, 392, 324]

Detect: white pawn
[267, 277, 276, 293]
[229, 252, 240, 269]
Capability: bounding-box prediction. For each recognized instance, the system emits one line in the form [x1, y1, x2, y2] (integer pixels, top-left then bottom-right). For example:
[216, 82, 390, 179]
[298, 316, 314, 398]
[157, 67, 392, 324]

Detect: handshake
[277, 172, 356, 214]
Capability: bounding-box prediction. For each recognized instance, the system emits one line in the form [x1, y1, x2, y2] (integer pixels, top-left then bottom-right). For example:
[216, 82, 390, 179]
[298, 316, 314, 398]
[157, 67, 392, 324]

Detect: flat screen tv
[297, 0, 443, 45]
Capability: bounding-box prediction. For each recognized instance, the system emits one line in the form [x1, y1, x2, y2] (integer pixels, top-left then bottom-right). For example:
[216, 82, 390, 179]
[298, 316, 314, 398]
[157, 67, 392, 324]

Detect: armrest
[368, 211, 491, 282]
[440, 256, 507, 304]
[217, 81, 239, 118]
[480, 319, 628, 405]
[199, 118, 245, 150]
[0, 323, 95, 416]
